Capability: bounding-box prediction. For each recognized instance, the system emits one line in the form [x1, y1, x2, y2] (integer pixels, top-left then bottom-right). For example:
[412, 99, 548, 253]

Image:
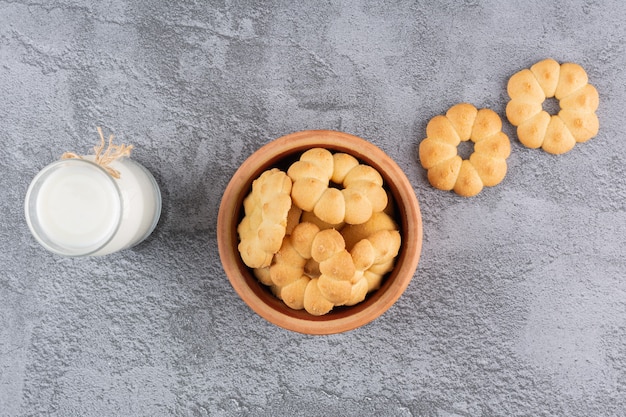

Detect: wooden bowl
[217, 130, 422, 334]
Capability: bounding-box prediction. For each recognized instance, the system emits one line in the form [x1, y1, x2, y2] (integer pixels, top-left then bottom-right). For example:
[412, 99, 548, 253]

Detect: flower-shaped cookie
[237, 168, 292, 269]
[419, 103, 511, 197]
[505, 58, 599, 154]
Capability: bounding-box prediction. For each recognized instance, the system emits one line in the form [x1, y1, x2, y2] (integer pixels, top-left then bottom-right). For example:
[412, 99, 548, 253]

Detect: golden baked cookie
[506, 58, 599, 154]
[275, 228, 351, 312]
[237, 168, 292, 268]
[347, 229, 401, 305]
[288, 148, 388, 225]
[419, 103, 511, 197]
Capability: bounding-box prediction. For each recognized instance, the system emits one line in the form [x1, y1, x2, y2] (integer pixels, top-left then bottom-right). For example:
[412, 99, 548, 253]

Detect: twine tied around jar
[61, 127, 134, 179]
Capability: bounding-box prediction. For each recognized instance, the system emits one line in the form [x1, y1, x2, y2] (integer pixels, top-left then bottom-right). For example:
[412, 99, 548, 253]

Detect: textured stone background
[1, 1, 626, 416]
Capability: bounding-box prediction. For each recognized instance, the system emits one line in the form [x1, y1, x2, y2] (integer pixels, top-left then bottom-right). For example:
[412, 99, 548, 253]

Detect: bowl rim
[217, 129, 422, 334]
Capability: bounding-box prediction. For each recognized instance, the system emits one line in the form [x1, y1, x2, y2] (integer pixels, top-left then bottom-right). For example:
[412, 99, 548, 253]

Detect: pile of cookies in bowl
[217, 130, 422, 335]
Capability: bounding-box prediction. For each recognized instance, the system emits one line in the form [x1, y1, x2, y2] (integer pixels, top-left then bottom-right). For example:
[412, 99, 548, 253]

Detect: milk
[25, 157, 161, 256]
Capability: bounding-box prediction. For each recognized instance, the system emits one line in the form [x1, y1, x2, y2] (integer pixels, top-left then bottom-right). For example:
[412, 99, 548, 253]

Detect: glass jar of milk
[25, 157, 161, 256]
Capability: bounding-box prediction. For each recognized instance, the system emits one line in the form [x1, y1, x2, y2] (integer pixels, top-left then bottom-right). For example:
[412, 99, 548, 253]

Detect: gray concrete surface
[1, 1, 626, 416]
